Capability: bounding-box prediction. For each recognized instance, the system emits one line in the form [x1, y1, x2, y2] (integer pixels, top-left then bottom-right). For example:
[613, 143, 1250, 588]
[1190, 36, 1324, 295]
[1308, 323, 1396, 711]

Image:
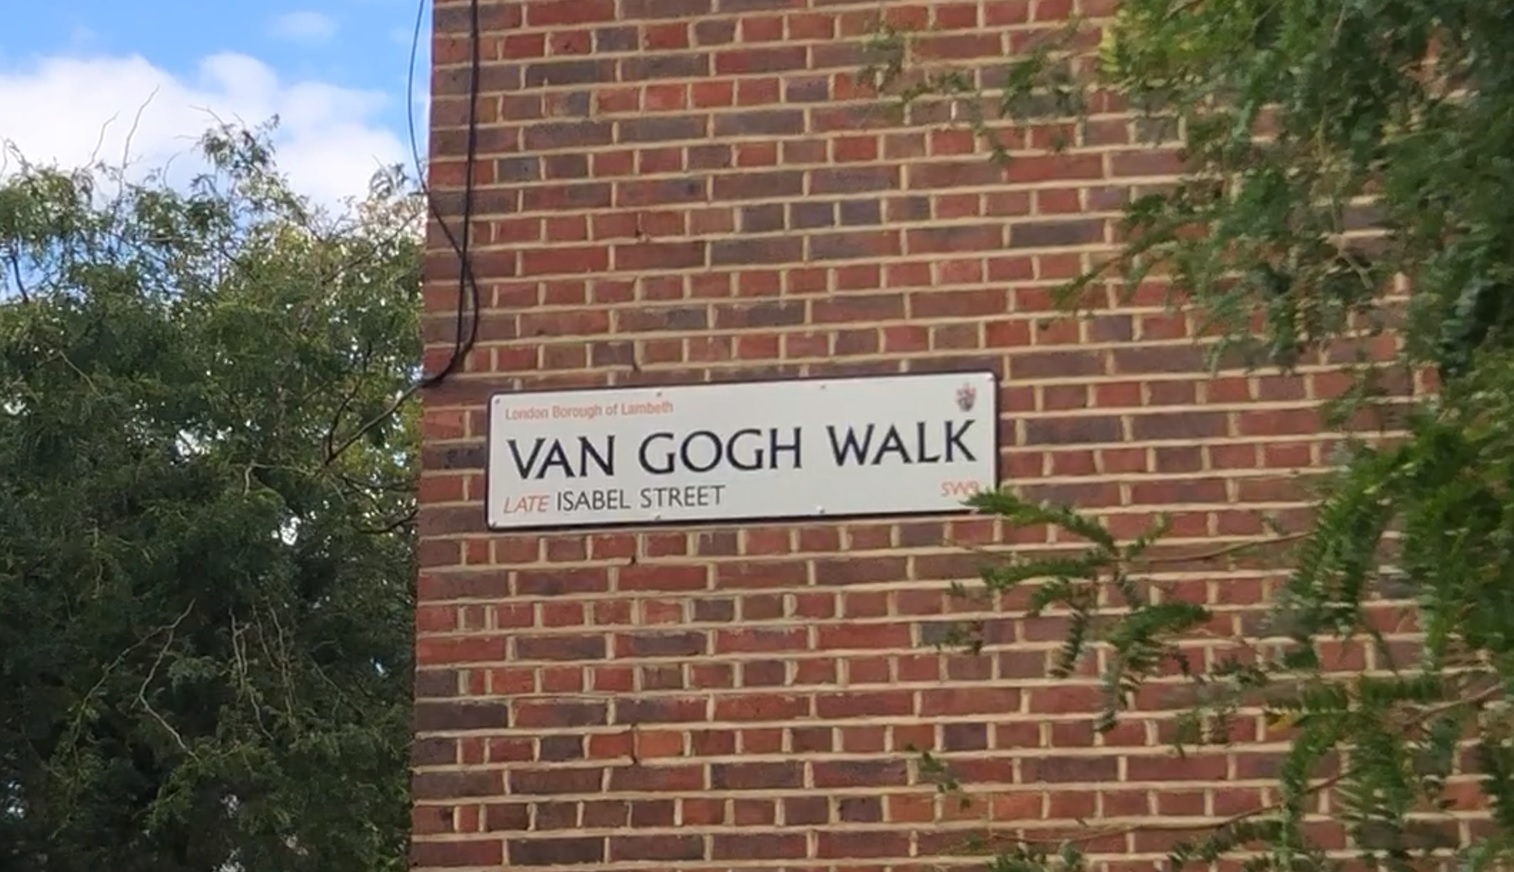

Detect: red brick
[609, 834, 704, 862]
[415, 1, 1360, 869]
[410, 839, 502, 868]
[712, 832, 805, 860]
[508, 837, 604, 867]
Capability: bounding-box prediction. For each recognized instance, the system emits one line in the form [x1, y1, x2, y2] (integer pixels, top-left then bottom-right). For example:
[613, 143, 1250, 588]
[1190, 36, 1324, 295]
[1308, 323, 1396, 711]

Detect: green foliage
[865, 0, 1514, 381]
[865, 1, 1514, 870]
[0, 124, 421, 872]
[948, 391, 1514, 871]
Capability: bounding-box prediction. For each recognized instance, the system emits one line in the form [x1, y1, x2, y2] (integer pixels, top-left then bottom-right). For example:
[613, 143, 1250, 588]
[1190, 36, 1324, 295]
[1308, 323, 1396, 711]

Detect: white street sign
[485, 371, 999, 530]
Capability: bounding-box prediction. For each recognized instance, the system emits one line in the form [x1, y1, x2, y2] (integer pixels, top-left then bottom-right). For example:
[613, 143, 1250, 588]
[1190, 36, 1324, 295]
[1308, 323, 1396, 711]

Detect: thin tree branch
[5, 248, 28, 303]
[324, 382, 419, 467]
[135, 600, 197, 756]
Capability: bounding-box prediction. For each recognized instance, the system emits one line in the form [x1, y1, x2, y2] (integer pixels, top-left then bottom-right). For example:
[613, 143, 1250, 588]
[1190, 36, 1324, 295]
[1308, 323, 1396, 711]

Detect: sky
[0, 0, 429, 205]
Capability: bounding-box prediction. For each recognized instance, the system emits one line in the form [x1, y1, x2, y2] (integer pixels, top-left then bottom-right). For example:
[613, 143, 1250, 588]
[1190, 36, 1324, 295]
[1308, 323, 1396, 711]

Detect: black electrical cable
[323, 0, 482, 464]
[410, 0, 482, 389]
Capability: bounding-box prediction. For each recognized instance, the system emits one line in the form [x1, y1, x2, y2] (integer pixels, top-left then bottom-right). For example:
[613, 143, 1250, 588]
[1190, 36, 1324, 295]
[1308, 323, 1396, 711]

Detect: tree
[866, 3, 1514, 871]
[0, 124, 421, 872]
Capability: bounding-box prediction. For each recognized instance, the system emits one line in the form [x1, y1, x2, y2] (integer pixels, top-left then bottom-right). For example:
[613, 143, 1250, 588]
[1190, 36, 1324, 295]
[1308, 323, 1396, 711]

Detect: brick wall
[413, 1, 1330, 869]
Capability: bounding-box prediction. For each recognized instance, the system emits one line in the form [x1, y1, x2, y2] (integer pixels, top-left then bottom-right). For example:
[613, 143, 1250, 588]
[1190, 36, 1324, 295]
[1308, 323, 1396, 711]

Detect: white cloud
[269, 11, 339, 45]
[0, 52, 408, 205]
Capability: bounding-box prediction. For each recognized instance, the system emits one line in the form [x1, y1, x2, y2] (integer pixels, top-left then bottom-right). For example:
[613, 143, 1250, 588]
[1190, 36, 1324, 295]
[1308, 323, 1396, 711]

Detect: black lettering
[945, 419, 976, 462]
[506, 437, 546, 478]
[827, 424, 874, 465]
[581, 436, 615, 476]
[680, 430, 723, 473]
[915, 421, 943, 463]
[539, 440, 575, 478]
[638, 484, 727, 509]
[639, 432, 676, 474]
[514, 436, 617, 480]
[828, 421, 975, 467]
[596, 489, 626, 511]
[871, 425, 910, 465]
[558, 489, 630, 512]
[770, 426, 802, 469]
[640, 430, 802, 475]
[727, 428, 765, 471]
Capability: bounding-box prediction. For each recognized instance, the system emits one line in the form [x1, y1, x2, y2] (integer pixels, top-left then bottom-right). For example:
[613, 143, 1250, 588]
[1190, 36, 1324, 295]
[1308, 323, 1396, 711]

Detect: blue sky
[0, 0, 430, 203]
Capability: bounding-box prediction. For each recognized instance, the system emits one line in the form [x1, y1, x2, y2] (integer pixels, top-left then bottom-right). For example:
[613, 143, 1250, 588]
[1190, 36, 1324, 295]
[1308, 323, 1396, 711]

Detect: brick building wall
[412, 1, 1329, 869]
